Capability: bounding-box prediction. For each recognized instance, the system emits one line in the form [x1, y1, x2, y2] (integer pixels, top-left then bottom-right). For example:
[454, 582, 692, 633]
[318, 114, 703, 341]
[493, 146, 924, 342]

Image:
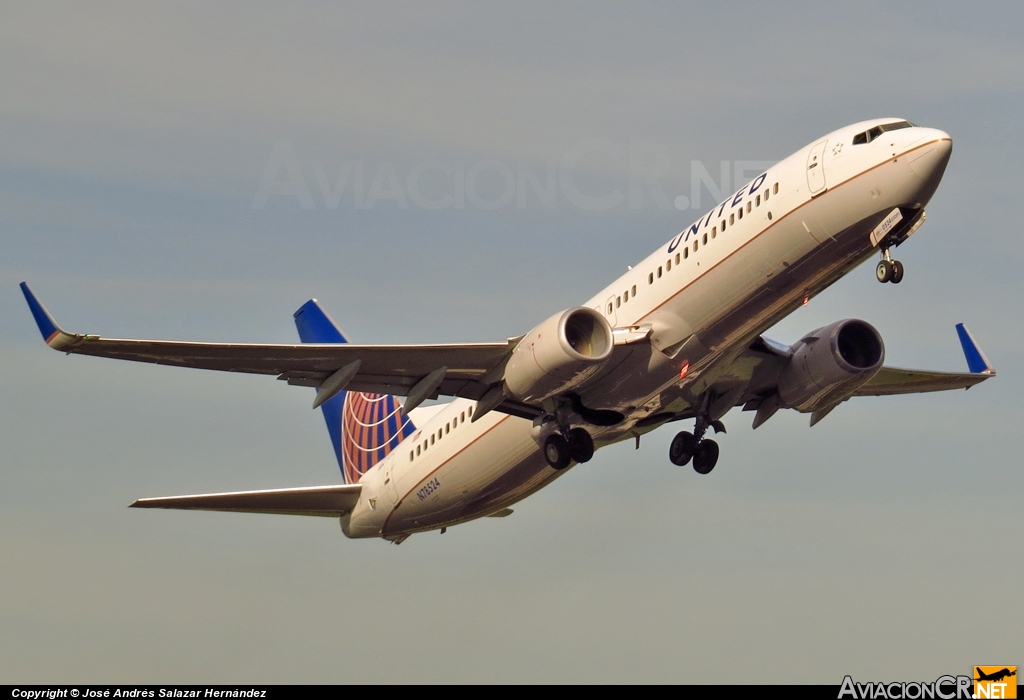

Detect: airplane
[21, 118, 996, 544]
[975, 668, 1016, 683]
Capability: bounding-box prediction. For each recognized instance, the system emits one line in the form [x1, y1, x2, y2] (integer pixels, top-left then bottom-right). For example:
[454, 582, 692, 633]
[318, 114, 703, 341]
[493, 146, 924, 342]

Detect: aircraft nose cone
[908, 129, 952, 180]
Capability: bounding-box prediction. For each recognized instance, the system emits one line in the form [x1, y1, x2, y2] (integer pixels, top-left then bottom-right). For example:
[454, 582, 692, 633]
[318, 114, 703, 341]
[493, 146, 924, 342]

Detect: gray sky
[1, 1, 1021, 683]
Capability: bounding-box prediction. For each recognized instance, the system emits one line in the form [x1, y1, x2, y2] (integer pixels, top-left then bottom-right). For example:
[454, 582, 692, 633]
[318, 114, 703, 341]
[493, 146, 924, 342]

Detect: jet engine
[503, 307, 614, 404]
[777, 319, 884, 412]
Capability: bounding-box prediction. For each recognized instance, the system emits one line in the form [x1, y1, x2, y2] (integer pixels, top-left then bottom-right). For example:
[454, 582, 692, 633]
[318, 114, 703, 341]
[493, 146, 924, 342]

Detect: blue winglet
[20, 282, 64, 345]
[955, 323, 994, 374]
[293, 299, 349, 344]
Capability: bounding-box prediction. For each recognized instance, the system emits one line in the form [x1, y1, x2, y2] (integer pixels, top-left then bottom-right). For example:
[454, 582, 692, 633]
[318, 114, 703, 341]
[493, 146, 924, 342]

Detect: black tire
[567, 428, 595, 464]
[543, 434, 571, 470]
[875, 260, 892, 283]
[890, 260, 904, 284]
[669, 431, 697, 466]
[692, 439, 719, 475]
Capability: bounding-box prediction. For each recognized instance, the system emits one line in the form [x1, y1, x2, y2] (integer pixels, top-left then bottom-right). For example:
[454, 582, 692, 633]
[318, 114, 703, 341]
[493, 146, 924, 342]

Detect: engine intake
[777, 319, 884, 412]
[504, 307, 614, 404]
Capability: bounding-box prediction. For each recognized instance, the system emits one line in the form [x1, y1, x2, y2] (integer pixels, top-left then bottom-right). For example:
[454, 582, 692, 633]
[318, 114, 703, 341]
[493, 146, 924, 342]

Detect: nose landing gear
[875, 249, 904, 284]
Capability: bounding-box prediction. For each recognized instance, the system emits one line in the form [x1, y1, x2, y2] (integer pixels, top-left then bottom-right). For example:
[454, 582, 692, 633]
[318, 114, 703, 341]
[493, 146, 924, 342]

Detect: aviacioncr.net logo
[838, 675, 973, 700]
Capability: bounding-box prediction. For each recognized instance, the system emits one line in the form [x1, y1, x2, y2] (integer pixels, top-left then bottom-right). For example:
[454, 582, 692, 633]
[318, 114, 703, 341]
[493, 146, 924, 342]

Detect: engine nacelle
[504, 307, 614, 404]
[777, 319, 884, 412]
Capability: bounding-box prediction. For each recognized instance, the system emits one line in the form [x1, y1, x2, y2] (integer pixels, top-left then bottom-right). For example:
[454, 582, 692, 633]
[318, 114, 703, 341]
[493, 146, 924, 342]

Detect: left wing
[21, 282, 520, 411]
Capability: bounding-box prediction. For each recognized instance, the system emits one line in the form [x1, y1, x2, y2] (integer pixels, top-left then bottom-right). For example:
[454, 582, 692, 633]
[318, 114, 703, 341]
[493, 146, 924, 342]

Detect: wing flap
[130, 484, 363, 517]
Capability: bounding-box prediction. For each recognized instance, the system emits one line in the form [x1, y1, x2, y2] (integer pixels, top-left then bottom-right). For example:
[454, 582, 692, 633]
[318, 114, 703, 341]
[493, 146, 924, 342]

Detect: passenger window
[773, 183, 779, 194]
[657, 266, 662, 278]
[721, 219, 726, 231]
[675, 253, 680, 265]
[445, 423, 450, 434]
[410, 451, 413, 461]
[764, 190, 769, 201]
[746, 202, 752, 213]
[755, 195, 761, 206]
[730, 213, 735, 225]
[683, 247, 688, 259]
[631, 285, 636, 296]
[738, 208, 743, 220]
[461, 411, 465, 422]
[624, 290, 629, 302]
[693, 240, 699, 252]
[468, 406, 473, 417]
[711, 228, 716, 239]
[417, 445, 421, 455]
[666, 260, 671, 272]
[430, 435, 435, 445]
[702, 233, 707, 245]
[607, 303, 613, 314]
[648, 273, 654, 284]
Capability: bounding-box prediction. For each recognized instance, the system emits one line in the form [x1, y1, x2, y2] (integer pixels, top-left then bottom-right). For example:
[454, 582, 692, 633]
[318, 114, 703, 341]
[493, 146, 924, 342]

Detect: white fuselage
[343, 120, 953, 541]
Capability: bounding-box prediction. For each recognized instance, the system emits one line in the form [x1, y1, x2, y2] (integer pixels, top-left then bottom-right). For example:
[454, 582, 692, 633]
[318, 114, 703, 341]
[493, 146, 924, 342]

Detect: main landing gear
[669, 396, 725, 475]
[543, 427, 594, 471]
[875, 249, 904, 284]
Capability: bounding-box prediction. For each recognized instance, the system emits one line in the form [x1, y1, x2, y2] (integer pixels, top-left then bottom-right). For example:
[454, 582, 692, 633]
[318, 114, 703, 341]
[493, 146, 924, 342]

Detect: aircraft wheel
[669, 431, 697, 466]
[692, 439, 719, 475]
[567, 428, 595, 464]
[543, 434, 571, 470]
[875, 260, 893, 283]
[890, 260, 904, 284]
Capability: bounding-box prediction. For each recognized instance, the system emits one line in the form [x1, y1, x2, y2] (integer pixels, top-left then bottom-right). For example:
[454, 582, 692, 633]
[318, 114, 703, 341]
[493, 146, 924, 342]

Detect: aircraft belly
[383, 414, 552, 534]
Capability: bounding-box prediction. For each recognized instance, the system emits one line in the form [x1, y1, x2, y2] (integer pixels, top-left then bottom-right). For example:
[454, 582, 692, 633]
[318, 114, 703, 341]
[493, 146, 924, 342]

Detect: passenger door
[806, 139, 827, 196]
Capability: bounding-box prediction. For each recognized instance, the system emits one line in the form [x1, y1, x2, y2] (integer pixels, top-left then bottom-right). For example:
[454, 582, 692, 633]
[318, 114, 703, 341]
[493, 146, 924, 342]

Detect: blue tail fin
[293, 300, 416, 484]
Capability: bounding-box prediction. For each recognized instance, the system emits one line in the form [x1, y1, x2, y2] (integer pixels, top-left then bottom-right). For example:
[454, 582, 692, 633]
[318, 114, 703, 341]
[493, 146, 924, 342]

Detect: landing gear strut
[875, 249, 904, 284]
[669, 394, 724, 474]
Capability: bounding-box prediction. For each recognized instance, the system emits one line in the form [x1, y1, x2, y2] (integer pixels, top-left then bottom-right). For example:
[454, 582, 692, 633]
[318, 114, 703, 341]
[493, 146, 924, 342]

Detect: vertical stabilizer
[293, 300, 416, 484]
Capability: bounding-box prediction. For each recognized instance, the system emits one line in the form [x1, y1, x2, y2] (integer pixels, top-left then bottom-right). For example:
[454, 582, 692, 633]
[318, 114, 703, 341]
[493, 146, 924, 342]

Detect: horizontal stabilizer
[130, 484, 362, 517]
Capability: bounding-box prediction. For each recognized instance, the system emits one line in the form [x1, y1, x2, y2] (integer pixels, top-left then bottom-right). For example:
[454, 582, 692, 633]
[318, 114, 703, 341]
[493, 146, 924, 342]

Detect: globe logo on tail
[340, 392, 416, 484]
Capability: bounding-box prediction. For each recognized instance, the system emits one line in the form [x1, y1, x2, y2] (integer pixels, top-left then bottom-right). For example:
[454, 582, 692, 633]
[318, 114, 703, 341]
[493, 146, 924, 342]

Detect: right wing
[852, 366, 990, 396]
[676, 323, 995, 429]
[853, 323, 995, 396]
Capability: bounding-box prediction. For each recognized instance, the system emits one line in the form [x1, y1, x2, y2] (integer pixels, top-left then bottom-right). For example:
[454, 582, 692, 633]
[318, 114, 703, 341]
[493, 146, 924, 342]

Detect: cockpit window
[880, 120, 914, 132]
[852, 120, 915, 145]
